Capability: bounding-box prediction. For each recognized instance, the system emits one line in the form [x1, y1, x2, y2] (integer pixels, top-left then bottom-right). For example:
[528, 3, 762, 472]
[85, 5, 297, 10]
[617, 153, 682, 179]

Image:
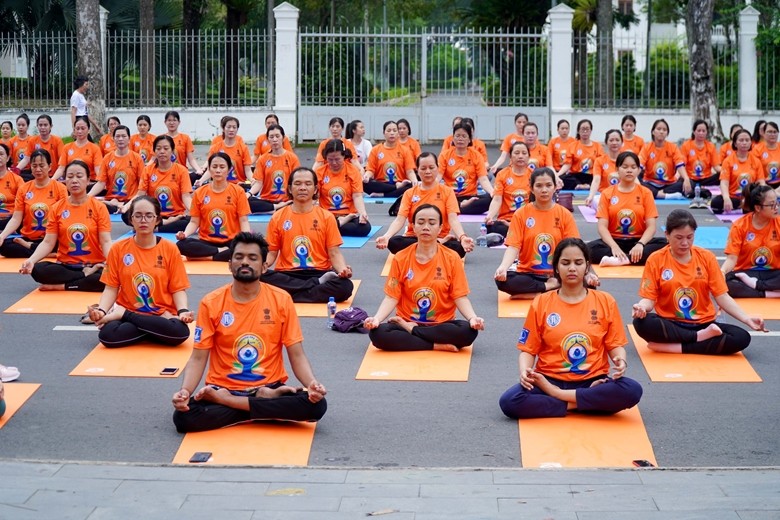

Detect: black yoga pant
[495, 271, 549, 296]
[173, 384, 327, 433]
[369, 319, 478, 351]
[387, 236, 465, 258]
[31, 261, 104, 292]
[710, 195, 743, 214]
[726, 270, 780, 298]
[248, 197, 275, 214]
[260, 269, 353, 303]
[587, 237, 667, 265]
[177, 237, 232, 261]
[99, 311, 190, 348]
[337, 218, 372, 237]
[486, 221, 509, 237]
[560, 172, 593, 190]
[0, 218, 9, 231]
[457, 194, 491, 215]
[363, 180, 412, 199]
[686, 173, 720, 199]
[633, 314, 751, 355]
[640, 180, 684, 199]
[0, 237, 41, 258]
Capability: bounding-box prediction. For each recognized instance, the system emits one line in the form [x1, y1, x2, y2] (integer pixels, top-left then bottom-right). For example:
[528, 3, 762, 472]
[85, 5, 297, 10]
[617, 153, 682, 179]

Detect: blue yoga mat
[692, 227, 729, 249]
[117, 231, 178, 243]
[363, 197, 398, 205]
[109, 213, 124, 222]
[341, 225, 382, 248]
[248, 214, 272, 222]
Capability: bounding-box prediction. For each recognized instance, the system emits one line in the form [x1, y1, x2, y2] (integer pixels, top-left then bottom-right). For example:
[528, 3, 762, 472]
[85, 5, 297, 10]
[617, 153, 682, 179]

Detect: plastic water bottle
[326, 297, 337, 329]
[476, 223, 488, 247]
[694, 183, 701, 204]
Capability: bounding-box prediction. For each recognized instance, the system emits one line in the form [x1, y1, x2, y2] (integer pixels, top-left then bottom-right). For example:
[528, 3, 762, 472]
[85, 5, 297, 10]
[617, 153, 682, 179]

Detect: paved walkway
[1, 461, 778, 519]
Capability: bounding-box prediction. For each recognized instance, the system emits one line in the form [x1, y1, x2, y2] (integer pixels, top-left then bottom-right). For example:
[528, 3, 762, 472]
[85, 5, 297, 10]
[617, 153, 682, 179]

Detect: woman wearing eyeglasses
[720, 183, 780, 298]
[86, 195, 194, 347]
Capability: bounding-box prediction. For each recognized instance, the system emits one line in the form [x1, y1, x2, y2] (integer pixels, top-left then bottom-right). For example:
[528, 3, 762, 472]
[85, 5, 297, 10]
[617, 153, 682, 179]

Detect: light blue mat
[692, 227, 729, 249]
[363, 197, 398, 205]
[341, 225, 382, 248]
[117, 231, 178, 243]
[111, 213, 272, 223]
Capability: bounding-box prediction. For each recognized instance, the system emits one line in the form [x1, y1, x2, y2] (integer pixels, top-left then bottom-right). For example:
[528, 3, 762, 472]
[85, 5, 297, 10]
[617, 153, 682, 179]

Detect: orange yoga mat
[294, 280, 362, 317]
[733, 298, 780, 319]
[628, 325, 761, 383]
[356, 343, 472, 381]
[183, 260, 231, 276]
[70, 325, 194, 378]
[0, 383, 41, 429]
[497, 292, 532, 318]
[5, 289, 97, 314]
[381, 254, 394, 276]
[0, 257, 23, 274]
[518, 406, 657, 468]
[172, 421, 317, 466]
[592, 265, 645, 279]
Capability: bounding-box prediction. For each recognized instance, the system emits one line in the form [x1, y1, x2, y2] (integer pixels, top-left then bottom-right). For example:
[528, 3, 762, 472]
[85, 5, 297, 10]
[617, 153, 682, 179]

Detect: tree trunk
[686, 0, 724, 141]
[220, 6, 245, 105]
[182, 0, 207, 104]
[574, 30, 588, 106]
[139, 0, 156, 105]
[596, 0, 614, 108]
[75, 0, 106, 135]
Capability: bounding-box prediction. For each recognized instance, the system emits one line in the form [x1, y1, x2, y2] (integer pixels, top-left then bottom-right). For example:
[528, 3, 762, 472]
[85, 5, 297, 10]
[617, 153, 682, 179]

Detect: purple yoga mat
[577, 205, 598, 223]
[713, 211, 743, 223]
[458, 213, 488, 223]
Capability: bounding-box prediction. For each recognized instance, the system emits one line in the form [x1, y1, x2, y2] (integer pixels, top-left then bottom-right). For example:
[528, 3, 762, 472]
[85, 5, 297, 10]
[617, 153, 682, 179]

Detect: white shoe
[663, 192, 685, 200]
[599, 256, 630, 267]
[0, 365, 20, 382]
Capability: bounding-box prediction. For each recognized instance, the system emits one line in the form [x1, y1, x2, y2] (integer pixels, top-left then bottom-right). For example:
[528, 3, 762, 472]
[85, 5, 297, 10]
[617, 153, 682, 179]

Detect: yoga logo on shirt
[132, 272, 160, 313]
[561, 332, 591, 375]
[112, 171, 128, 197]
[511, 190, 527, 211]
[580, 158, 592, 173]
[674, 287, 698, 320]
[291, 235, 314, 268]
[208, 209, 228, 239]
[229, 333, 267, 382]
[66, 223, 90, 256]
[608, 172, 620, 185]
[453, 169, 467, 193]
[411, 287, 435, 323]
[532, 233, 554, 270]
[752, 247, 771, 269]
[31, 202, 48, 231]
[328, 186, 346, 211]
[528, 158, 539, 171]
[271, 170, 285, 195]
[693, 160, 704, 178]
[154, 186, 174, 213]
[384, 162, 398, 183]
[0, 193, 6, 214]
[653, 161, 668, 181]
[615, 209, 636, 236]
[767, 162, 780, 182]
[737, 173, 752, 189]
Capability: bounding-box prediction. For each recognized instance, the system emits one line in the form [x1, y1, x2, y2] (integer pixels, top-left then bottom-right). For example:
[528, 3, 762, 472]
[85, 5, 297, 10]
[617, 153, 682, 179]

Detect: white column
[273, 2, 300, 142]
[548, 4, 574, 130]
[739, 6, 760, 113]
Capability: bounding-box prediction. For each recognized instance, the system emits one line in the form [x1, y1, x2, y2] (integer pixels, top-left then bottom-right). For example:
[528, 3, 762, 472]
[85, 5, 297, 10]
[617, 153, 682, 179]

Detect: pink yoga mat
[713, 211, 743, 223]
[577, 205, 598, 223]
[458, 214, 488, 223]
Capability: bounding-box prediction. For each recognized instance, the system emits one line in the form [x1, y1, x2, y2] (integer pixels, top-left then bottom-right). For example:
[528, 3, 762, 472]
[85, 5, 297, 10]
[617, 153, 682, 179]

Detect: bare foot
[388, 315, 416, 334]
[735, 272, 758, 289]
[337, 214, 357, 226]
[544, 277, 561, 291]
[82, 263, 104, 277]
[160, 310, 176, 320]
[433, 343, 459, 352]
[197, 386, 232, 404]
[12, 237, 32, 250]
[696, 323, 723, 342]
[255, 385, 301, 398]
[103, 304, 126, 323]
[39, 284, 65, 291]
[589, 378, 608, 388]
[530, 372, 556, 395]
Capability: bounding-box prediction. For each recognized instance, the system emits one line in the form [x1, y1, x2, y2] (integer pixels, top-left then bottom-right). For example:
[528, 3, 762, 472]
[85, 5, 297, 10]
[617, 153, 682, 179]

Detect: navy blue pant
[499, 375, 643, 419]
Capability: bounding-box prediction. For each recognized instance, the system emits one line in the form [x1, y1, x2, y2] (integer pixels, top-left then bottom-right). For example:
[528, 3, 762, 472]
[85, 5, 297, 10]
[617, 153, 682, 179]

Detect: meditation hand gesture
[745, 316, 768, 333]
[375, 235, 389, 249]
[468, 316, 485, 330]
[519, 367, 536, 391]
[631, 303, 647, 319]
[611, 358, 627, 379]
[363, 316, 380, 329]
[307, 380, 327, 403]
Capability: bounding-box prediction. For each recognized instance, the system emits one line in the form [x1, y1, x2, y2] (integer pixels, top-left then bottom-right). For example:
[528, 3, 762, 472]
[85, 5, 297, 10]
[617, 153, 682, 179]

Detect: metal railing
[758, 46, 780, 111]
[298, 27, 548, 107]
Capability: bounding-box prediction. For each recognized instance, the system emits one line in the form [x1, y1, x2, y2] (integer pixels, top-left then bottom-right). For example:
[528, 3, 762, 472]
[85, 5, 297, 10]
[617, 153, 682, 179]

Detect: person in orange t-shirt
[364, 204, 485, 351]
[585, 129, 624, 208]
[312, 117, 361, 172]
[163, 110, 201, 176]
[376, 152, 472, 258]
[262, 167, 353, 303]
[131, 115, 156, 163]
[620, 115, 645, 155]
[522, 123, 549, 173]
[397, 118, 422, 164]
[546, 120, 577, 175]
[0, 121, 13, 149]
[0, 144, 23, 230]
[495, 168, 597, 298]
[98, 116, 121, 155]
[171, 232, 327, 433]
[588, 151, 667, 265]
[9, 114, 32, 172]
[88, 125, 143, 213]
[438, 122, 493, 214]
[364, 121, 416, 198]
[53, 117, 103, 182]
[176, 153, 251, 261]
[201, 116, 253, 185]
[317, 139, 371, 237]
[0, 149, 67, 258]
[638, 119, 690, 199]
[20, 160, 112, 292]
[721, 184, 780, 298]
[485, 141, 532, 237]
[720, 123, 743, 165]
[632, 209, 766, 355]
[712, 129, 764, 214]
[558, 119, 603, 190]
[680, 120, 721, 201]
[252, 114, 294, 164]
[499, 238, 642, 419]
[89, 195, 193, 346]
[248, 124, 300, 213]
[754, 121, 780, 187]
[490, 112, 528, 174]
[26, 115, 65, 180]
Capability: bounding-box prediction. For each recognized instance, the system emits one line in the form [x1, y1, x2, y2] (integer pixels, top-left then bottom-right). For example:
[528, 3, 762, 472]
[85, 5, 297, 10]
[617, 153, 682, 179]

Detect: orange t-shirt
[527, 143, 549, 171]
[98, 134, 116, 155]
[725, 214, 780, 271]
[254, 150, 300, 202]
[207, 139, 253, 182]
[596, 184, 658, 239]
[190, 183, 250, 244]
[493, 167, 531, 221]
[101, 236, 190, 315]
[680, 139, 720, 181]
[500, 133, 524, 153]
[315, 138, 358, 163]
[399, 137, 422, 161]
[594, 155, 619, 191]
[46, 196, 111, 265]
[639, 141, 685, 186]
[518, 290, 626, 381]
[317, 162, 363, 215]
[720, 153, 764, 197]
[13, 180, 67, 240]
[753, 144, 780, 184]
[567, 141, 603, 175]
[98, 150, 144, 201]
[441, 136, 489, 162]
[194, 283, 303, 390]
[397, 183, 460, 238]
[505, 203, 580, 274]
[366, 143, 415, 184]
[253, 133, 293, 157]
[620, 135, 645, 155]
[131, 133, 156, 163]
[59, 141, 103, 181]
[139, 162, 193, 217]
[720, 142, 735, 164]
[30, 135, 65, 169]
[385, 243, 469, 324]
[639, 245, 727, 324]
[9, 135, 33, 168]
[266, 205, 342, 271]
[0, 171, 24, 216]
[438, 147, 488, 197]
[546, 136, 577, 171]
[169, 133, 195, 166]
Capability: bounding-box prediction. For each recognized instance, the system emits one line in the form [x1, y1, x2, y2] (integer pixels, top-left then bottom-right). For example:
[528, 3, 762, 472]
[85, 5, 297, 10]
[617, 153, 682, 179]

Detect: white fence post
[548, 4, 574, 136]
[273, 2, 300, 142]
[739, 6, 760, 113]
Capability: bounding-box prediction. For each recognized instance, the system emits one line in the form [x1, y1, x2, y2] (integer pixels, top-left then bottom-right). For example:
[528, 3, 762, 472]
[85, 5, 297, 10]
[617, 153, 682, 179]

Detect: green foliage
[300, 41, 371, 105]
[648, 41, 689, 108]
[427, 43, 471, 82]
[481, 42, 547, 107]
[613, 52, 643, 106]
[457, 0, 548, 30]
